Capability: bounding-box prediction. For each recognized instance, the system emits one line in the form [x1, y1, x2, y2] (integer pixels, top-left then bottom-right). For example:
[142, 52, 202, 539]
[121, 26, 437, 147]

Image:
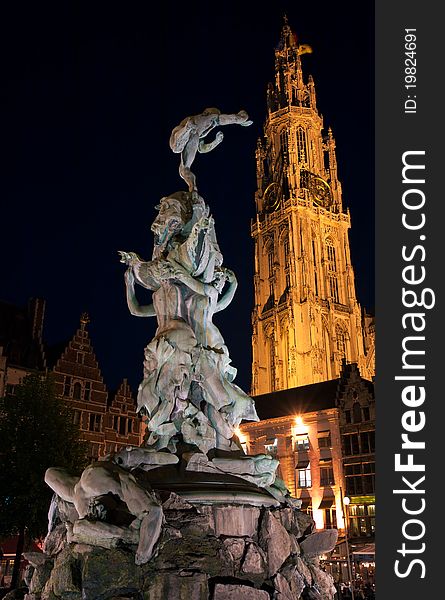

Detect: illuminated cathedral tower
[251, 20, 374, 395]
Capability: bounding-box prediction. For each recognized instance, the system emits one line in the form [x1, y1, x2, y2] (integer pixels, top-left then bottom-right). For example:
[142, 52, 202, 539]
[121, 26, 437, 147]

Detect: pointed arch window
[284, 237, 290, 266]
[326, 238, 339, 302]
[283, 237, 291, 289]
[336, 326, 347, 359]
[312, 238, 319, 297]
[296, 127, 308, 163]
[268, 249, 274, 278]
[269, 337, 276, 392]
[326, 238, 337, 272]
[280, 130, 288, 157]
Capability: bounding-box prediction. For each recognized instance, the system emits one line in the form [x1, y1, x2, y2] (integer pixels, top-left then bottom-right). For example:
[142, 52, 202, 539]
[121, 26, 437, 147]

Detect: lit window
[298, 464, 312, 488]
[295, 434, 310, 451]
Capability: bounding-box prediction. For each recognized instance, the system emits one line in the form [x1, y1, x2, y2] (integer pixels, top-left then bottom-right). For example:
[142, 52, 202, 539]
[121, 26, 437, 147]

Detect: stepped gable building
[251, 20, 374, 395]
[1, 299, 144, 461]
[104, 378, 142, 455]
[0, 298, 47, 397]
[50, 313, 143, 460]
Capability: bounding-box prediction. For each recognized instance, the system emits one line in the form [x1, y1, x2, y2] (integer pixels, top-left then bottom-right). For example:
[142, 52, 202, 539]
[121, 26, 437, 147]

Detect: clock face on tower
[263, 182, 280, 213]
[301, 170, 333, 208]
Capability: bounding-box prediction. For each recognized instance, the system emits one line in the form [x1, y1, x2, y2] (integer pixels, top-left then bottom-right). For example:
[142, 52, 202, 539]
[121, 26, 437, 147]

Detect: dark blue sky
[1, 1, 374, 394]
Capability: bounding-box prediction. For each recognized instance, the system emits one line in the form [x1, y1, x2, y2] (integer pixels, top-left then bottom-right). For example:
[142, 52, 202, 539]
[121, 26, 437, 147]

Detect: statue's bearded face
[151, 198, 184, 246]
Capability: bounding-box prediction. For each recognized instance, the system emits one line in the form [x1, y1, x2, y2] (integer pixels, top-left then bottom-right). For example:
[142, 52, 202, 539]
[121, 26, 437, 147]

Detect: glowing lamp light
[295, 416, 304, 426]
[313, 508, 324, 530]
[343, 496, 351, 506]
[234, 427, 246, 445]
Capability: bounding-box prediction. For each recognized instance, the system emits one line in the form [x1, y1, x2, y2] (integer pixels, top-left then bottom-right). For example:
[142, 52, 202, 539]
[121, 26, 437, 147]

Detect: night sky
[1, 1, 374, 395]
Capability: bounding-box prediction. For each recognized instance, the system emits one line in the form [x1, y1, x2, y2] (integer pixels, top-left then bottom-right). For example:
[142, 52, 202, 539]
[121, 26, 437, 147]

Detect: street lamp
[340, 488, 355, 600]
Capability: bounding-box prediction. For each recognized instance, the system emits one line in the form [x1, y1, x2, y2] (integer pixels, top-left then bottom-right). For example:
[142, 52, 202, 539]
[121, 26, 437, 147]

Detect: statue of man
[44, 449, 171, 565]
[169, 108, 253, 192]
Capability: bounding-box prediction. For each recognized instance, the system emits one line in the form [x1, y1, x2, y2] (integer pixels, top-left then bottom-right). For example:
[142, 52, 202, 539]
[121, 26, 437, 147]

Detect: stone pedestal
[25, 491, 336, 600]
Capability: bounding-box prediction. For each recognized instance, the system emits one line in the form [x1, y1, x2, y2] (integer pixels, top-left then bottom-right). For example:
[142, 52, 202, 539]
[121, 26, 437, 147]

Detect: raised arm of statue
[215, 268, 238, 313]
[124, 269, 156, 318]
[198, 131, 224, 154]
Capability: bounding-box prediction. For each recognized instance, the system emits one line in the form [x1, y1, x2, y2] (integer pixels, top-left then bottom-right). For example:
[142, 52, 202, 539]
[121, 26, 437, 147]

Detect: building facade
[1, 301, 144, 462]
[251, 21, 374, 395]
[244, 21, 375, 586]
[51, 313, 143, 460]
[240, 363, 374, 533]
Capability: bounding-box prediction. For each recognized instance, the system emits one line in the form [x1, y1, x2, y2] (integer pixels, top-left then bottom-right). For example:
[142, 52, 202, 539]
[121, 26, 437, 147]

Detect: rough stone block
[308, 562, 337, 599]
[294, 511, 314, 538]
[213, 505, 260, 537]
[164, 506, 215, 537]
[273, 572, 294, 600]
[43, 523, 67, 557]
[295, 556, 313, 586]
[300, 529, 338, 557]
[259, 511, 291, 576]
[289, 533, 300, 556]
[81, 548, 140, 600]
[241, 542, 267, 576]
[213, 584, 270, 599]
[50, 547, 81, 599]
[29, 560, 54, 595]
[143, 572, 208, 600]
[222, 537, 246, 570]
[154, 535, 228, 577]
[280, 564, 306, 598]
[162, 492, 194, 510]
